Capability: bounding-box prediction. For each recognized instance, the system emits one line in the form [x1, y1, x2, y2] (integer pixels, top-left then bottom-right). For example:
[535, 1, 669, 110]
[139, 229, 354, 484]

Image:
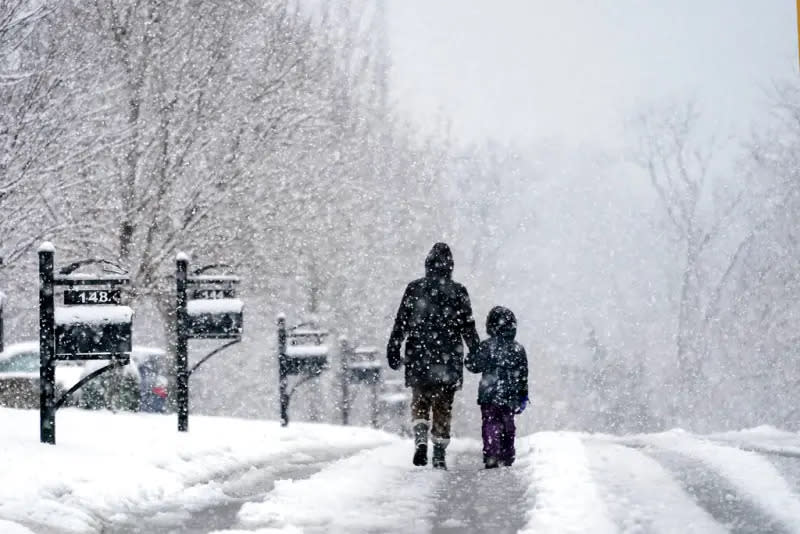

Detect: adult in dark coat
[387, 243, 480, 469]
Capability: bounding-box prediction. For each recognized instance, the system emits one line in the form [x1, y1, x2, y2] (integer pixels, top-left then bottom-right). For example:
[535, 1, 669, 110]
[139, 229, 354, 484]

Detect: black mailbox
[346, 346, 382, 384]
[187, 298, 243, 339]
[379, 378, 410, 407]
[284, 327, 329, 375]
[54, 305, 133, 360]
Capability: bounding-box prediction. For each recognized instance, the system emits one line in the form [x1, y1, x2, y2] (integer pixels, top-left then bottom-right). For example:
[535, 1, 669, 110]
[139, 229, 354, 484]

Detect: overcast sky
[387, 1, 796, 148]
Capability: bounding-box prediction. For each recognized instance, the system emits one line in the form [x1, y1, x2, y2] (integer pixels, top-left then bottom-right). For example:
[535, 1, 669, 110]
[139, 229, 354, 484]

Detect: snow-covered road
[3, 409, 800, 533]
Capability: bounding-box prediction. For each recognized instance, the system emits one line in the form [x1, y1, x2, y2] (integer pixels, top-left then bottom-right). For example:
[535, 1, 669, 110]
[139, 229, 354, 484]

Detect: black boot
[413, 443, 428, 466]
[432, 444, 447, 470]
[412, 422, 429, 466]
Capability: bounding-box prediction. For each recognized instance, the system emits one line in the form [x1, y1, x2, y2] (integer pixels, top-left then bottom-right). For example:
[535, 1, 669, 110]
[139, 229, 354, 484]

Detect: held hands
[515, 396, 529, 415]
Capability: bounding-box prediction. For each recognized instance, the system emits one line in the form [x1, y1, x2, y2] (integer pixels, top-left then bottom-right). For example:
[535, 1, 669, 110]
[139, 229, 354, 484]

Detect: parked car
[0, 341, 169, 412]
[0, 341, 83, 409]
[78, 346, 169, 413]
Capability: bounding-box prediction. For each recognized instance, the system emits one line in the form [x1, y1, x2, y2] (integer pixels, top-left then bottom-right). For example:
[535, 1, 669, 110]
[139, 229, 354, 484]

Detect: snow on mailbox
[283, 324, 329, 375]
[346, 346, 382, 385]
[186, 294, 244, 339]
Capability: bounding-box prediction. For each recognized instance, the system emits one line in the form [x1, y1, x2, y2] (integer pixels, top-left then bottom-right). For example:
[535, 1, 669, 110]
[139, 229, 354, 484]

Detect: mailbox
[282, 326, 329, 375]
[379, 378, 410, 407]
[186, 298, 243, 339]
[54, 305, 133, 360]
[346, 346, 382, 384]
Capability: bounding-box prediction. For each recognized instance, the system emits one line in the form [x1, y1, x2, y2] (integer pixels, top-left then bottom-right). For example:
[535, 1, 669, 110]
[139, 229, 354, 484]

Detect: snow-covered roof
[55, 305, 134, 325]
[379, 393, 409, 404]
[0, 341, 39, 362]
[285, 345, 329, 358]
[290, 328, 328, 336]
[81, 359, 139, 379]
[186, 298, 243, 316]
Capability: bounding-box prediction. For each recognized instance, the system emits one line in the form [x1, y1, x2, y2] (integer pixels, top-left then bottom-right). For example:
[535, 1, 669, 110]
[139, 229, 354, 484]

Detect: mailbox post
[174, 254, 243, 432]
[339, 342, 382, 428]
[378, 378, 411, 437]
[277, 316, 329, 426]
[38, 243, 133, 444]
[0, 290, 5, 353]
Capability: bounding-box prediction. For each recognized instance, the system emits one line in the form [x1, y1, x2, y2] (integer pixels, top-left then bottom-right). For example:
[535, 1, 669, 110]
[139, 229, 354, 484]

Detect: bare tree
[632, 101, 751, 423]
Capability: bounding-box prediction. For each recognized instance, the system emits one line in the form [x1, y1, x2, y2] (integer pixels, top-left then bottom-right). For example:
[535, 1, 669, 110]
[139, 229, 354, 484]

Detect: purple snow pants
[481, 404, 516, 465]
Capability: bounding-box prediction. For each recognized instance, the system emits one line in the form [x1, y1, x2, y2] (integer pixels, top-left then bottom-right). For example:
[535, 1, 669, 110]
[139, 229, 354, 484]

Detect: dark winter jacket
[465, 306, 529, 408]
[387, 243, 481, 389]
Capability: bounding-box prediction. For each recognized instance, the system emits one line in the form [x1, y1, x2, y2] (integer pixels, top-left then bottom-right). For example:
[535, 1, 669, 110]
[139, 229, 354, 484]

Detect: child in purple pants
[465, 306, 529, 468]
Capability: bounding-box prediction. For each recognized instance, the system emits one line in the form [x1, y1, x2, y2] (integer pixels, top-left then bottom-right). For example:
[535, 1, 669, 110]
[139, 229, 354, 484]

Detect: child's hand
[515, 396, 529, 414]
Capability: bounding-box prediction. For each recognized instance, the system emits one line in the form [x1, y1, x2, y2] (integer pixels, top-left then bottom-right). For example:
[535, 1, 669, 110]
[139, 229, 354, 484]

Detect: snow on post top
[176, 252, 190, 262]
[38, 241, 55, 253]
[276, 312, 286, 321]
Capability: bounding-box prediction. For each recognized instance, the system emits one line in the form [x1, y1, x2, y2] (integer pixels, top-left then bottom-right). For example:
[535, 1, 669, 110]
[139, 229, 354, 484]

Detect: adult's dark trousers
[481, 403, 516, 464]
[411, 385, 456, 447]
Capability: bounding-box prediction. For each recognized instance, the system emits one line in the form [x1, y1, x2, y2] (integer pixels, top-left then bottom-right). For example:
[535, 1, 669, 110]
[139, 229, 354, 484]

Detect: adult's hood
[425, 242, 454, 279]
[486, 306, 517, 340]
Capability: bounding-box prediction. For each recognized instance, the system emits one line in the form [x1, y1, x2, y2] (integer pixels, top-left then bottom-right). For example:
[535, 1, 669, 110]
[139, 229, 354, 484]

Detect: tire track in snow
[584, 439, 726, 534]
[429, 440, 528, 534]
[645, 449, 788, 534]
[639, 433, 800, 533]
[519, 432, 616, 534]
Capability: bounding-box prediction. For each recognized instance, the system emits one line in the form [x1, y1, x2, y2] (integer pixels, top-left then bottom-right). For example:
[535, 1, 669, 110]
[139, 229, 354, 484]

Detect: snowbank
[0, 408, 397, 533]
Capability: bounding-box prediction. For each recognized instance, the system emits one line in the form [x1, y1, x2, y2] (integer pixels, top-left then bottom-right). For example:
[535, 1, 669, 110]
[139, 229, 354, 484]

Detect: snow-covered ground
[2, 407, 800, 533]
[0, 408, 397, 533]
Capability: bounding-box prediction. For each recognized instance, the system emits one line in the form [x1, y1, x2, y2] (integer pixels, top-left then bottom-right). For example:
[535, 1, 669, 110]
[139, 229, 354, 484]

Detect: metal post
[176, 254, 189, 432]
[38, 243, 56, 444]
[277, 314, 288, 426]
[371, 380, 380, 429]
[0, 290, 5, 354]
[340, 336, 350, 425]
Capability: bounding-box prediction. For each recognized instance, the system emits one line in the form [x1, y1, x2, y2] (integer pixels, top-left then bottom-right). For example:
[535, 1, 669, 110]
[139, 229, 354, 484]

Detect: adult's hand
[387, 345, 402, 370]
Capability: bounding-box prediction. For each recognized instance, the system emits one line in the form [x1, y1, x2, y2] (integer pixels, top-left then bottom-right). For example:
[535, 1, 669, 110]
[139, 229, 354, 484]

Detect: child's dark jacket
[465, 307, 528, 409]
